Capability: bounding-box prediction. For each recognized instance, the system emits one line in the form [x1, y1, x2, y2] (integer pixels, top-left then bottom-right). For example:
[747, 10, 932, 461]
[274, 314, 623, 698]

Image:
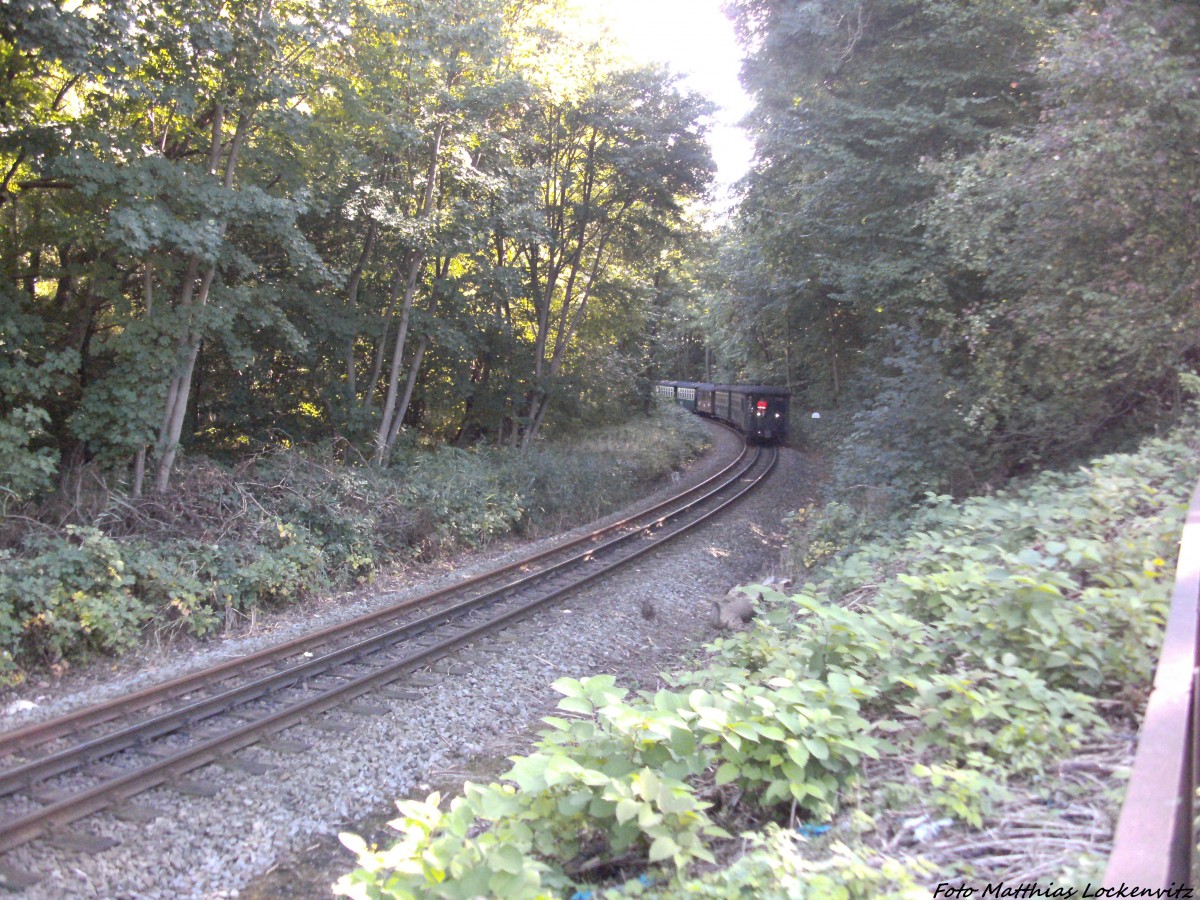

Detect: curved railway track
[0, 432, 776, 855]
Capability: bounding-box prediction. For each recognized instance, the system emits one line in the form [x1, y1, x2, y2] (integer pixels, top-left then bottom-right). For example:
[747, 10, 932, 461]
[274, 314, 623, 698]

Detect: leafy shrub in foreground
[337, 676, 729, 900]
[614, 828, 933, 899]
[336, 667, 885, 897]
[702, 672, 881, 818]
[0, 527, 149, 666]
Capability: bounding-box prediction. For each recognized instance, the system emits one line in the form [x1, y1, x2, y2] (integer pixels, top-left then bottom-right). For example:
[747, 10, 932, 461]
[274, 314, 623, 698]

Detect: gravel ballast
[0, 425, 818, 898]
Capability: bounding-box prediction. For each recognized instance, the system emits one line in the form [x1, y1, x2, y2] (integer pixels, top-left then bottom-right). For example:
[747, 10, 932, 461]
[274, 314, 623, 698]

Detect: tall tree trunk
[386, 291, 439, 451]
[520, 393, 551, 449]
[386, 255, 448, 446]
[343, 221, 378, 401]
[372, 122, 445, 463]
[154, 106, 252, 492]
[132, 264, 154, 498]
[362, 268, 404, 413]
[520, 213, 621, 447]
[518, 132, 623, 448]
[372, 258, 422, 461]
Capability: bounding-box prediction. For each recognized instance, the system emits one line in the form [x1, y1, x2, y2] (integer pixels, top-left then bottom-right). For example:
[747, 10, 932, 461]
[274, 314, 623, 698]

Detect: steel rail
[1105, 474, 1200, 887]
[0, 440, 775, 853]
[0, 432, 750, 759]
[0, 438, 763, 798]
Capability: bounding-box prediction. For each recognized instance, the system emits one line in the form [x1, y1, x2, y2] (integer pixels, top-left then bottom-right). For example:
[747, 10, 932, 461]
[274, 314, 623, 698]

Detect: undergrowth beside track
[0, 405, 710, 685]
[335, 397, 1200, 898]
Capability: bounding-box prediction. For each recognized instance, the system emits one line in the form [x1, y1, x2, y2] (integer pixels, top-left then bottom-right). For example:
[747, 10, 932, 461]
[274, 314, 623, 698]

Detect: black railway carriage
[657, 380, 790, 442]
[714, 384, 789, 442]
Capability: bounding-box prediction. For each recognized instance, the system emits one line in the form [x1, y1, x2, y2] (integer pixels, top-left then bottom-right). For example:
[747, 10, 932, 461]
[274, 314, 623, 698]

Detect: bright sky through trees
[589, 0, 753, 195]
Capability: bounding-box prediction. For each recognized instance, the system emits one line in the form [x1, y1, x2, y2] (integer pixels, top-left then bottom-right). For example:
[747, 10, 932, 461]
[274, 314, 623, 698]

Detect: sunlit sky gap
[587, 0, 754, 200]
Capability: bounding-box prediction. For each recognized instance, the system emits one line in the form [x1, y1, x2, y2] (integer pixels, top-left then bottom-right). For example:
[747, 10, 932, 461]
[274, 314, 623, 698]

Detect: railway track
[0, 434, 776, 856]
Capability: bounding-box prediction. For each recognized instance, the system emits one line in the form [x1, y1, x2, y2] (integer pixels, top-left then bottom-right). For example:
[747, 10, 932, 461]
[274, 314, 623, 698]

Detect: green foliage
[336, 676, 729, 899]
[0, 298, 79, 505]
[339, 417, 1200, 896]
[897, 668, 1099, 774]
[833, 328, 989, 501]
[403, 448, 525, 546]
[249, 451, 429, 580]
[774, 416, 1197, 803]
[784, 500, 898, 571]
[698, 673, 881, 819]
[620, 828, 933, 899]
[0, 406, 57, 506]
[909, 762, 1009, 830]
[68, 316, 176, 469]
[0, 516, 324, 680]
[2, 0, 713, 489]
[692, 0, 1200, 502]
[508, 678, 725, 872]
[0, 527, 149, 678]
[338, 789, 554, 900]
[512, 403, 711, 531]
[336, 667, 884, 896]
[0, 410, 701, 678]
[922, 1, 1200, 473]
[709, 0, 1049, 410]
[128, 521, 325, 622]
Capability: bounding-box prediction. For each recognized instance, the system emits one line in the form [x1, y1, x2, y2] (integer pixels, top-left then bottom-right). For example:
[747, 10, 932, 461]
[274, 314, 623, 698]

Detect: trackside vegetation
[690, 0, 1200, 506]
[0, 406, 709, 684]
[334, 408, 1200, 898]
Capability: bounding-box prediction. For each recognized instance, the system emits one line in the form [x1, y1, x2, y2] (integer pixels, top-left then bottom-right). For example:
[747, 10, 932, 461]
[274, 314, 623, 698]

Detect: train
[655, 381, 790, 443]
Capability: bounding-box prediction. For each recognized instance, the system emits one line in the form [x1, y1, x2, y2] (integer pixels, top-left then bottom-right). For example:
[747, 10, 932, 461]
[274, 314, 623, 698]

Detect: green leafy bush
[700, 673, 881, 819]
[120, 542, 223, 637]
[617, 828, 933, 899]
[336, 676, 729, 900]
[909, 761, 1010, 829]
[0, 527, 149, 673]
[124, 520, 325, 633]
[897, 667, 1100, 774]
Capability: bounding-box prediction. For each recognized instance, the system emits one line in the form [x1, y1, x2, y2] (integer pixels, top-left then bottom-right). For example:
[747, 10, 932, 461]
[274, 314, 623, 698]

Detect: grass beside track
[0, 405, 711, 686]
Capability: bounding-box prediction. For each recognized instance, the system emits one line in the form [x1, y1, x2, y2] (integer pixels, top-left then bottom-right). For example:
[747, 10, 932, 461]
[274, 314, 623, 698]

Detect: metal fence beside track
[1105, 476, 1200, 887]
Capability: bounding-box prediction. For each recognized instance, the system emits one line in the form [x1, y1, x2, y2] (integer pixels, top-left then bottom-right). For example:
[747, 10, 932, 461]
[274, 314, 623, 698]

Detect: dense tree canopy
[704, 0, 1200, 498]
[1, 0, 713, 499]
[6, 0, 1196, 510]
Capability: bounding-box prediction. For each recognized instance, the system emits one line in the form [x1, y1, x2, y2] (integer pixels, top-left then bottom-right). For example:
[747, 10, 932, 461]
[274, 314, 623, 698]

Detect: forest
[706, 0, 1200, 501]
[0, 0, 729, 675]
[0, 0, 1196, 660]
[0, 0, 1196, 675]
[3, 0, 1200, 894]
[4, 0, 1198, 505]
[2, 0, 713, 503]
